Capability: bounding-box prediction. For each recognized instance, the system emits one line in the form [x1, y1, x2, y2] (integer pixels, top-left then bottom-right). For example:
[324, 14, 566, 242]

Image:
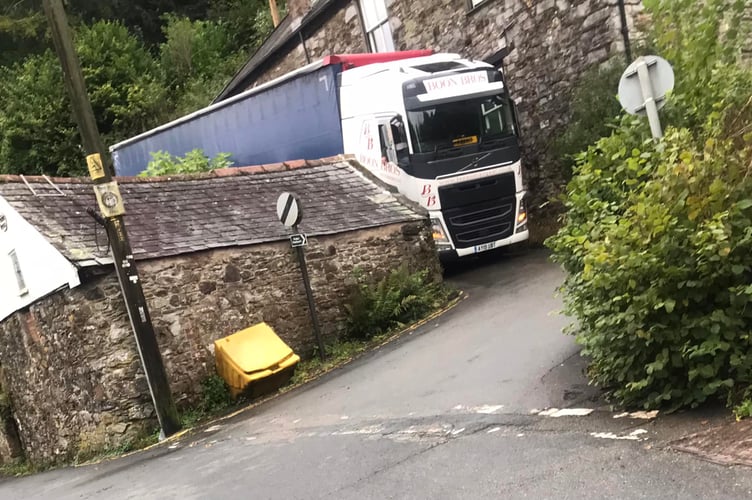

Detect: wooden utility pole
[269, 0, 280, 27]
[43, 0, 181, 438]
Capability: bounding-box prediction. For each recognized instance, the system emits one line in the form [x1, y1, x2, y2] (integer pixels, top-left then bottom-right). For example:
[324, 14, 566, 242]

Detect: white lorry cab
[111, 51, 528, 259]
[339, 53, 528, 258]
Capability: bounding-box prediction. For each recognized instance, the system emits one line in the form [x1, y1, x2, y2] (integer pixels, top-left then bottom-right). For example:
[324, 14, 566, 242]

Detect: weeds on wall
[139, 149, 233, 177]
[179, 374, 234, 428]
[344, 266, 451, 340]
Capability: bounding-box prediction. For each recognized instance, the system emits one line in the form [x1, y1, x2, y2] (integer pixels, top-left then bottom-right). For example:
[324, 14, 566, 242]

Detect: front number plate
[474, 241, 497, 253]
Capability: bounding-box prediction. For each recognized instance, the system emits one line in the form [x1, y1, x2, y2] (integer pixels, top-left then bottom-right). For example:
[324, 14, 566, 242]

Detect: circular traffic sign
[618, 55, 675, 116]
[276, 192, 302, 228]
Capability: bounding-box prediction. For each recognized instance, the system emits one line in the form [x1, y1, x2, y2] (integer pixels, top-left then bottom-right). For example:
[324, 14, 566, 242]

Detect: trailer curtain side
[111, 65, 344, 176]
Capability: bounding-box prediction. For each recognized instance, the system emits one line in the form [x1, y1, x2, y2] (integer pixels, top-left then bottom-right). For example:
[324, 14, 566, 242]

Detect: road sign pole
[293, 225, 326, 360]
[276, 192, 325, 360]
[635, 58, 663, 139]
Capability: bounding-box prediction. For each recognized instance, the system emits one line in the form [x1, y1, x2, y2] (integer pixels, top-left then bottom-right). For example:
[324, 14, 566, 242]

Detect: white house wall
[0, 196, 80, 321]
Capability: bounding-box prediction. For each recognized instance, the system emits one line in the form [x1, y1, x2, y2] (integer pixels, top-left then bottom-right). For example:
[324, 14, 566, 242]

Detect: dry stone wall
[0, 220, 438, 466]
[0, 391, 22, 465]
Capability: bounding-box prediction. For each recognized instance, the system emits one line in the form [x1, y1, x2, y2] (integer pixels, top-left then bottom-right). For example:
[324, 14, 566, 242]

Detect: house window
[360, 0, 394, 52]
[9, 250, 28, 296]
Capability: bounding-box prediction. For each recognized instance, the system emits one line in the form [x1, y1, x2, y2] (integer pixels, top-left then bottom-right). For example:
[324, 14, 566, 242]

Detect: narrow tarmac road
[3, 249, 752, 499]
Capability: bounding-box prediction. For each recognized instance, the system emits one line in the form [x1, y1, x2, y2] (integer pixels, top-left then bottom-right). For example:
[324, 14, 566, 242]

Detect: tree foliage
[159, 15, 247, 119]
[77, 21, 167, 139]
[0, 51, 75, 175]
[547, 0, 752, 410]
[0, 1, 47, 66]
[0, 0, 282, 176]
[0, 21, 168, 176]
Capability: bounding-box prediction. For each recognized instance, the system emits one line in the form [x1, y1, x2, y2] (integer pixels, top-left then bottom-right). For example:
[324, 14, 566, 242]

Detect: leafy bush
[140, 149, 233, 177]
[734, 397, 752, 420]
[345, 266, 447, 340]
[547, 0, 752, 410]
[550, 60, 625, 179]
[0, 21, 167, 177]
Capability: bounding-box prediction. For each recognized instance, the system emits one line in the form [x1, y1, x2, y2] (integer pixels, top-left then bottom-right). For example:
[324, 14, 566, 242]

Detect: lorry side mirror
[390, 116, 405, 142]
[379, 124, 398, 165]
[390, 116, 409, 167]
[510, 99, 521, 137]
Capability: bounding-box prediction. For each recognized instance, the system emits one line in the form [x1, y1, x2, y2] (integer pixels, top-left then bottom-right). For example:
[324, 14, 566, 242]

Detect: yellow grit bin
[214, 322, 301, 397]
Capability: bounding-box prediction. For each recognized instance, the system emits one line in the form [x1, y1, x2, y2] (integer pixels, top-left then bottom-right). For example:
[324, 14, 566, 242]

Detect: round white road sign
[276, 192, 302, 228]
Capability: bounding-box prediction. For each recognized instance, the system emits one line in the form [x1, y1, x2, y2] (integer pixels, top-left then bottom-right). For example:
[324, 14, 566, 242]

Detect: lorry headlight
[517, 198, 527, 224]
[430, 218, 449, 243]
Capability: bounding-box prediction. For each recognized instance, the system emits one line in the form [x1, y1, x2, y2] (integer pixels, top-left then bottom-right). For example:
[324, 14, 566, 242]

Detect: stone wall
[254, 2, 368, 86]
[389, 0, 642, 203]
[251, 0, 642, 207]
[0, 220, 438, 465]
[0, 382, 22, 465]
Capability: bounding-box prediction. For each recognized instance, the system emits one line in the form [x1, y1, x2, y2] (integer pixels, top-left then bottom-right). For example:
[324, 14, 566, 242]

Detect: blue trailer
[111, 64, 344, 176]
[110, 51, 530, 258]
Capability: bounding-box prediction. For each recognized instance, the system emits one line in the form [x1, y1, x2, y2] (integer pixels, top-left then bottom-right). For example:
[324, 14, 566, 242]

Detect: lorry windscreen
[407, 94, 516, 154]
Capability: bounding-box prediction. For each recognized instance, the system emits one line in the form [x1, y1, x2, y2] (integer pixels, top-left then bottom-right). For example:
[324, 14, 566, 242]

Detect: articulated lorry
[111, 50, 529, 258]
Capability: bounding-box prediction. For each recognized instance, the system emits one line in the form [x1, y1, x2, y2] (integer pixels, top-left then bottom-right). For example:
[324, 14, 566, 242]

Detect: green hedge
[547, 0, 752, 410]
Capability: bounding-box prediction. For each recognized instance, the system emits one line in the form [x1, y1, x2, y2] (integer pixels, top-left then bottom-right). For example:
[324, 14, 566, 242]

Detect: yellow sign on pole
[86, 153, 105, 180]
[93, 181, 126, 218]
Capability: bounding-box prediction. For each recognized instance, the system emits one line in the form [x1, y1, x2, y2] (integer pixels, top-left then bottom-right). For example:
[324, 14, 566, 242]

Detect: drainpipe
[353, 0, 371, 52]
[617, 0, 633, 63]
[299, 31, 311, 64]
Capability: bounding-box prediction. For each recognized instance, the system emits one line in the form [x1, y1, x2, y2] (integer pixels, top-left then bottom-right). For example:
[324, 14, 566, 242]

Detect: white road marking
[612, 410, 659, 419]
[537, 408, 594, 417]
[473, 404, 504, 414]
[487, 427, 501, 434]
[453, 404, 504, 414]
[590, 429, 648, 441]
[628, 410, 659, 419]
[332, 425, 383, 436]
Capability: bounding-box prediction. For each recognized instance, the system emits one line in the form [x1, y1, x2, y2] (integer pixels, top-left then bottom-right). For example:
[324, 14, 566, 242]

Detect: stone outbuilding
[0, 156, 440, 465]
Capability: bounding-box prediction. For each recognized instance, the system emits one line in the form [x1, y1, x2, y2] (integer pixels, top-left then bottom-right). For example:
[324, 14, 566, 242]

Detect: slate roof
[0, 157, 423, 266]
